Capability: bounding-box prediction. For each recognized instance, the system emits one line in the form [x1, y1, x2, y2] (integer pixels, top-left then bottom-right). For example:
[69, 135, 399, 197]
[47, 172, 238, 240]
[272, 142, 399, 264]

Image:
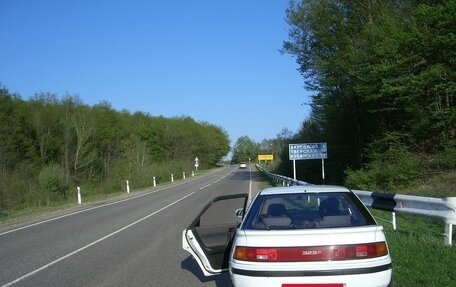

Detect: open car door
[182, 193, 248, 276]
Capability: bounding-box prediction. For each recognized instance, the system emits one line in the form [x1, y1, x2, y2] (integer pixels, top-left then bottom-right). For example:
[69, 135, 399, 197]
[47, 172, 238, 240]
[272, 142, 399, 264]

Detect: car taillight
[233, 242, 388, 262]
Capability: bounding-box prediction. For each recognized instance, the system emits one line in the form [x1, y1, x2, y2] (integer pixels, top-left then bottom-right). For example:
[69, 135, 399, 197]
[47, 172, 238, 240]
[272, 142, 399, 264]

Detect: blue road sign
[289, 143, 328, 160]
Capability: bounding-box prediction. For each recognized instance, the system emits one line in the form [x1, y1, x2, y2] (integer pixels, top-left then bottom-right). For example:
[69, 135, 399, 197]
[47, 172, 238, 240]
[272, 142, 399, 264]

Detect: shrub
[344, 168, 377, 190]
[38, 164, 68, 197]
[345, 143, 423, 191]
[432, 142, 456, 170]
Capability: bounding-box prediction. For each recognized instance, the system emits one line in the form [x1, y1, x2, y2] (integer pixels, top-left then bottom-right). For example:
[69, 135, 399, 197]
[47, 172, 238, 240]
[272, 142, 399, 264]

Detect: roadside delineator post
[77, 186, 81, 204]
[392, 212, 397, 231]
[445, 224, 453, 246]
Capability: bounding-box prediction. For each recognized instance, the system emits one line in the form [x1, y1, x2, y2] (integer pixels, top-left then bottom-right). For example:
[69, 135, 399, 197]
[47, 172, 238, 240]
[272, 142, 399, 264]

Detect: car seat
[262, 203, 292, 228]
[319, 197, 340, 217]
[267, 203, 287, 217]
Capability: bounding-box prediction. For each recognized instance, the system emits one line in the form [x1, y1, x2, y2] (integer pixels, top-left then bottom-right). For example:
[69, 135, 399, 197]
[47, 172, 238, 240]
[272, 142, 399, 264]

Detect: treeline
[277, 0, 455, 189]
[0, 88, 230, 212]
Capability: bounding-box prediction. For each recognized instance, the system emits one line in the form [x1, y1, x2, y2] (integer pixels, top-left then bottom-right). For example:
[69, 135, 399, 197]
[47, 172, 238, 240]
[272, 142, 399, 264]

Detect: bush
[345, 144, 423, 191]
[432, 142, 456, 170]
[344, 168, 378, 190]
[38, 165, 68, 197]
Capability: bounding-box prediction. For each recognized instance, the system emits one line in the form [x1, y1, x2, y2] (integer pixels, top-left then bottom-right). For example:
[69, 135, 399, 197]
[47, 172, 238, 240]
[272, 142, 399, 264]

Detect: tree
[282, 0, 455, 183]
[198, 123, 230, 167]
[29, 93, 63, 165]
[232, 136, 259, 163]
[0, 85, 233, 211]
[71, 105, 97, 182]
[0, 87, 25, 172]
[282, 0, 373, 179]
[92, 101, 123, 181]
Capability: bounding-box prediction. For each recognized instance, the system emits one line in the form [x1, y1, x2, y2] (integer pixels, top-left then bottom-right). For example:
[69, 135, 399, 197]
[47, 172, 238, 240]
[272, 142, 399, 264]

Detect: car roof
[258, 185, 351, 196]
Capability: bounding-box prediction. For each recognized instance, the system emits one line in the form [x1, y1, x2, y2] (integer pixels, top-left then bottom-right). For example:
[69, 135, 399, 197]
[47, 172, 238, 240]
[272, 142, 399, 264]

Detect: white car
[239, 162, 247, 169]
[182, 185, 392, 287]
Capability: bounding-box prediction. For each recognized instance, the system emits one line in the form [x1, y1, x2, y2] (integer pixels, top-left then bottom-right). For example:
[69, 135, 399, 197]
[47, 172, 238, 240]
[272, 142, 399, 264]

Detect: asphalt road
[0, 166, 261, 287]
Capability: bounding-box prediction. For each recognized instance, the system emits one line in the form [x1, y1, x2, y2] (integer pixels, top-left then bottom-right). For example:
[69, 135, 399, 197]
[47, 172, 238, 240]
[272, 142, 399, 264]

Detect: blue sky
[0, 0, 311, 145]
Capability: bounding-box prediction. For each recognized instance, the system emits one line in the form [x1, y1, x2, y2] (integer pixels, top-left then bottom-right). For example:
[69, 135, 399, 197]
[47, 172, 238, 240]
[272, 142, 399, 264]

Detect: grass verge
[0, 169, 209, 225]
[371, 209, 455, 287]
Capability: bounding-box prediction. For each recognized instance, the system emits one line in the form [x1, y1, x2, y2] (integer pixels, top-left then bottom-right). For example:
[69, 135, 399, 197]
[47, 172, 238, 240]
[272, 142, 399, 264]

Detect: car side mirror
[235, 208, 244, 218]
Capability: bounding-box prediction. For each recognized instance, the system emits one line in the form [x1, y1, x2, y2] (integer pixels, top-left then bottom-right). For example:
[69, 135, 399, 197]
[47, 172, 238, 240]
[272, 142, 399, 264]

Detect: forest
[271, 0, 455, 191]
[0, 89, 230, 213]
[2, 0, 455, 214]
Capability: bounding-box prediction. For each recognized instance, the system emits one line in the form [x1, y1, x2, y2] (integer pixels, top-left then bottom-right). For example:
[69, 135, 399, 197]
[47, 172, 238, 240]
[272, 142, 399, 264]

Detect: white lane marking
[1, 194, 144, 236]
[200, 184, 212, 190]
[1, 192, 196, 287]
[199, 168, 236, 189]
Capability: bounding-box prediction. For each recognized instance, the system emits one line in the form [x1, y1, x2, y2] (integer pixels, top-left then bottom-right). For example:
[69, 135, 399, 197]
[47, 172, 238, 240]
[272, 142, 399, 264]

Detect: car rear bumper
[232, 263, 391, 276]
[230, 265, 392, 287]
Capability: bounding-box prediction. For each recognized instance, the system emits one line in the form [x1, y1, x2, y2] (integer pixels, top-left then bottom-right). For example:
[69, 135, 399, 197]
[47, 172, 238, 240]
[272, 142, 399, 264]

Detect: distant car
[230, 162, 236, 167]
[239, 162, 247, 168]
[182, 185, 392, 287]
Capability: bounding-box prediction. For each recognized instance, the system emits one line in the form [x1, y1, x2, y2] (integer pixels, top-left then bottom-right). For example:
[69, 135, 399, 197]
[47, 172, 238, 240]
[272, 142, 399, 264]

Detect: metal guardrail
[256, 164, 456, 246]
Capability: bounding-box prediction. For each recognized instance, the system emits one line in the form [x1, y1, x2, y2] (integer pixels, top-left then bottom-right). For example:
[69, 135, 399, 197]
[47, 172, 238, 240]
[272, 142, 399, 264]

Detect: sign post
[289, 143, 328, 182]
[322, 158, 325, 183]
[293, 159, 297, 180]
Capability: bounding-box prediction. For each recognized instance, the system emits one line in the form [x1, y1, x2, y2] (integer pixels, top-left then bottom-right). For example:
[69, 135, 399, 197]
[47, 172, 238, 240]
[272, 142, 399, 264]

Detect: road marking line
[200, 184, 212, 190]
[1, 192, 196, 287]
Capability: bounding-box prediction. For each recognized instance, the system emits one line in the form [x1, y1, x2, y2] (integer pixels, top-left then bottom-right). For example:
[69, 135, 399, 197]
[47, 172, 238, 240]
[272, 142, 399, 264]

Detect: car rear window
[242, 192, 376, 230]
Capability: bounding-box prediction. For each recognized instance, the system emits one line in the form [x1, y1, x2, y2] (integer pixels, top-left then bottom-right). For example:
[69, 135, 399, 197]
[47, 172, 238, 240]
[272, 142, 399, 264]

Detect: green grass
[0, 200, 78, 224]
[371, 209, 456, 287]
[368, 171, 456, 286]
